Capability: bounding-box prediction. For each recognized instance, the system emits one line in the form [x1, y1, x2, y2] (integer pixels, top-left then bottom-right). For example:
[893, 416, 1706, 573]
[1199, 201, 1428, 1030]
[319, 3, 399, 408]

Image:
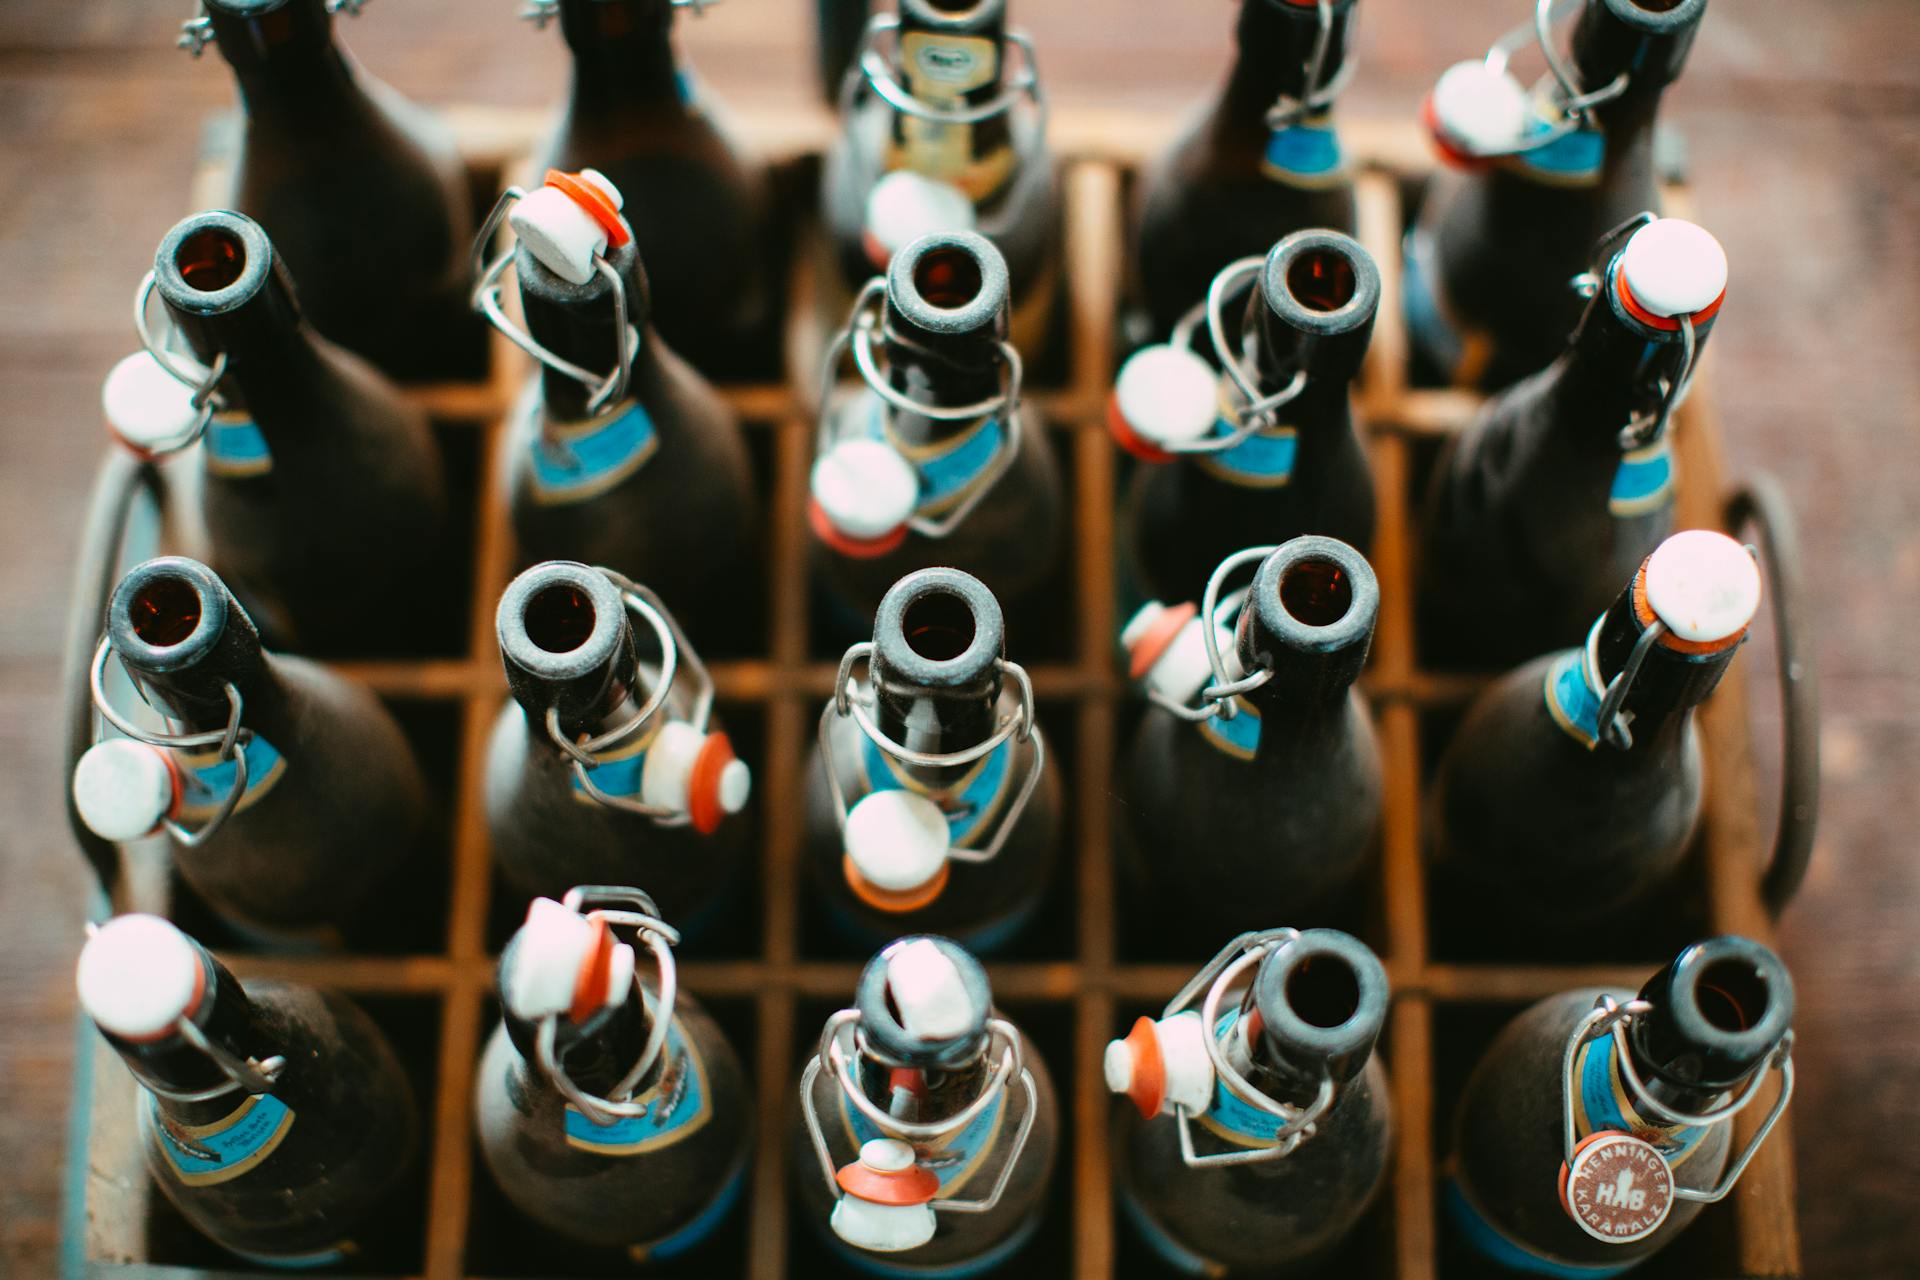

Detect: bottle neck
[878, 327, 1004, 450]
[870, 661, 1002, 790]
[889, 7, 1015, 188]
[1588, 581, 1739, 750]
[506, 982, 658, 1099]
[162, 267, 321, 422]
[558, 0, 685, 111]
[854, 1044, 993, 1126]
[1569, 0, 1701, 147]
[122, 612, 277, 731]
[209, 0, 369, 123]
[102, 950, 275, 1123]
[1548, 273, 1707, 445]
[1220, 0, 1352, 126]
[521, 241, 658, 422]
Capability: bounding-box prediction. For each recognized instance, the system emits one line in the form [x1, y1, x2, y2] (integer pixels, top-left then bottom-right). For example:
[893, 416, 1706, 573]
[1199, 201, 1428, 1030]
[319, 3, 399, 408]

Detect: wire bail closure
[1150, 258, 1310, 457]
[841, 14, 1047, 133]
[530, 886, 684, 1128]
[1264, 0, 1358, 131]
[125, 272, 230, 456]
[179, 0, 368, 54]
[1158, 928, 1336, 1168]
[1147, 546, 1278, 724]
[1568, 212, 1706, 455]
[800, 1007, 1038, 1218]
[1445, 0, 1632, 161]
[521, 0, 713, 28]
[1559, 994, 1794, 1209]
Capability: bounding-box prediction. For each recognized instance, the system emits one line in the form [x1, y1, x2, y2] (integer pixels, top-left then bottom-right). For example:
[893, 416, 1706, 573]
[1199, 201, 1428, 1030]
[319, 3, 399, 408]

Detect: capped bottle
[1418, 215, 1727, 670]
[1134, 0, 1361, 335]
[1107, 928, 1392, 1277]
[526, 0, 773, 378]
[1429, 530, 1760, 931]
[809, 231, 1063, 623]
[179, 0, 480, 380]
[806, 568, 1061, 953]
[77, 914, 417, 1268]
[1447, 937, 1796, 1274]
[72, 557, 427, 945]
[106, 210, 450, 657]
[1122, 537, 1381, 937]
[1406, 0, 1709, 389]
[476, 171, 760, 637]
[1113, 230, 1378, 606]
[794, 936, 1058, 1271]
[824, 0, 1060, 353]
[484, 561, 751, 935]
[476, 888, 752, 1263]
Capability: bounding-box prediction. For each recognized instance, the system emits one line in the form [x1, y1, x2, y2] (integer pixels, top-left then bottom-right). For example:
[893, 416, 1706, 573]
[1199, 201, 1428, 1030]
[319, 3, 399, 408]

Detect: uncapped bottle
[476, 888, 752, 1263]
[477, 171, 760, 637]
[809, 231, 1063, 624]
[179, 0, 480, 380]
[1406, 0, 1709, 389]
[484, 561, 751, 936]
[104, 210, 450, 657]
[1429, 530, 1760, 932]
[527, 0, 773, 378]
[1418, 215, 1727, 669]
[807, 568, 1061, 953]
[71, 557, 427, 946]
[794, 936, 1058, 1272]
[1447, 937, 1796, 1274]
[1107, 928, 1392, 1276]
[1121, 537, 1381, 937]
[77, 914, 416, 1268]
[823, 0, 1060, 353]
[1134, 0, 1360, 335]
[1112, 230, 1378, 606]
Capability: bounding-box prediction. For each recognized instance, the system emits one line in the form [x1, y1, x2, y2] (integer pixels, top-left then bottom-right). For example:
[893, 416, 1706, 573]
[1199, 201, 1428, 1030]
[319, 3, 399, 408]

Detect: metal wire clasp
[1149, 258, 1310, 457]
[1560, 994, 1794, 1207]
[179, 0, 367, 53]
[1454, 0, 1632, 159]
[522, 0, 713, 26]
[1147, 547, 1279, 724]
[530, 886, 684, 1128]
[840, 13, 1046, 132]
[470, 187, 635, 417]
[124, 271, 230, 456]
[1263, 0, 1358, 131]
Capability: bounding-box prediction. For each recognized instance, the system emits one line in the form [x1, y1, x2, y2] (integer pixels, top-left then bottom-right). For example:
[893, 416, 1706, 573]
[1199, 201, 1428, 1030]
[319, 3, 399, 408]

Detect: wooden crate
[59, 103, 1808, 1279]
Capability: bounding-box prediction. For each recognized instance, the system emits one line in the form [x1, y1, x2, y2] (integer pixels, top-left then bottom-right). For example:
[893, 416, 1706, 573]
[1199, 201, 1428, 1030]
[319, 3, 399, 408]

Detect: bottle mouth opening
[902, 589, 978, 662]
[1279, 557, 1354, 628]
[1693, 958, 1769, 1034]
[128, 574, 205, 649]
[1285, 954, 1362, 1030]
[912, 245, 985, 311]
[175, 227, 249, 296]
[524, 583, 598, 655]
[1629, 0, 1685, 11]
[1285, 249, 1359, 315]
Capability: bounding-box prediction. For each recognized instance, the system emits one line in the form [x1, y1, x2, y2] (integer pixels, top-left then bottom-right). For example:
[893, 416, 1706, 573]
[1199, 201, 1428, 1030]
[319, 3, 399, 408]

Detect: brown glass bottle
[1135, 0, 1359, 335]
[188, 0, 481, 380]
[145, 211, 451, 657]
[817, 0, 873, 102]
[77, 914, 417, 1268]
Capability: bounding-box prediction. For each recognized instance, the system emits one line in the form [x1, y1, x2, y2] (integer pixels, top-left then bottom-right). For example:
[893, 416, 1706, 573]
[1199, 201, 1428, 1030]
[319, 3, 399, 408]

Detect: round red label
[1562, 1132, 1675, 1243]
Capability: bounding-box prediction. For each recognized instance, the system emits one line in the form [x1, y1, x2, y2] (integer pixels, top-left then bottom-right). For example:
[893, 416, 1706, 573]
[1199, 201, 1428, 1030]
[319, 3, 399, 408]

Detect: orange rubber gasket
[1616, 269, 1724, 334]
[809, 496, 910, 560]
[837, 1158, 941, 1206]
[1121, 1017, 1167, 1119]
[687, 732, 737, 836]
[1127, 601, 1199, 681]
[843, 854, 952, 914]
[1106, 388, 1179, 464]
[568, 914, 615, 1024]
[1631, 564, 1748, 656]
[544, 169, 632, 248]
[1420, 93, 1492, 172]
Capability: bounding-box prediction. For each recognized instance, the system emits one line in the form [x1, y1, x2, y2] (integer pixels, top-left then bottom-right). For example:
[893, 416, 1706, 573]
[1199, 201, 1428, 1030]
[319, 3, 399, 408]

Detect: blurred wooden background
[1, 1, 1915, 1275]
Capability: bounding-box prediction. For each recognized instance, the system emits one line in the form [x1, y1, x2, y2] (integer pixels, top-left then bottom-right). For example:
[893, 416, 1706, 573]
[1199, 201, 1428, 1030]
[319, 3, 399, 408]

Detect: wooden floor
[1, 1, 1915, 1276]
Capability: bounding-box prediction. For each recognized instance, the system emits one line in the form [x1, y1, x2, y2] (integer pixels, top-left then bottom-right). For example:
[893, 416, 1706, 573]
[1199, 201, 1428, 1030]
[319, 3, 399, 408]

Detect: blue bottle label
[176, 733, 286, 822]
[1543, 649, 1604, 750]
[858, 732, 1017, 849]
[1196, 697, 1261, 761]
[563, 1016, 714, 1156]
[526, 389, 661, 505]
[1261, 112, 1345, 187]
[1193, 1008, 1299, 1148]
[1509, 103, 1607, 187]
[203, 411, 273, 478]
[840, 1074, 1009, 1198]
[567, 721, 659, 807]
[1444, 1177, 1638, 1278]
[1573, 1034, 1709, 1167]
[866, 398, 1007, 519]
[227, 1241, 357, 1270]
[1193, 383, 1299, 489]
[1609, 438, 1676, 517]
[150, 1092, 296, 1187]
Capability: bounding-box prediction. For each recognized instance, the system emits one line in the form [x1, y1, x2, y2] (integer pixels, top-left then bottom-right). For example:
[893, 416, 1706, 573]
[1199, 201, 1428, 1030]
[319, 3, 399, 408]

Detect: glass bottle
[806, 568, 1060, 953]
[1418, 214, 1726, 670]
[475, 887, 752, 1263]
[1134, 0, 1360, 335]
[817, 0, 873, 103]
[72, 557, 427, 946]
[1113, 230, 1378, 607]
[794, 935, 1058, 1272]
[1447, 936, 1796, 1274]
[77, 913, 416, 1268]
[1108, 928, 1392, 1276]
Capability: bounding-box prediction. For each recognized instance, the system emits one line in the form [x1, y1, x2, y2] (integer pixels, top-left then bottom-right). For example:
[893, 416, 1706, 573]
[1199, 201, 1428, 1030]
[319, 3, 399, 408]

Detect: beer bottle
[72, 557, 427, 946]
[484, 561, 751, 935]
[794, 935, 1058, 1271]
[1429, 530, 1760, 932]
[817, 0, 873, 103]
[1107, 928, 1391, 1276]
[77, 913, 417, 1267]
[476, 888, 752, 1263]
[1112, 230, 1377, 606]
[824, 0, 1059, 353]
[1418, 215, 1725, 669]
[106, 210, 451, 657]
[807, 568, 1061, 953]
[524, 0, 773, 379]
[809, 231, 1062, 623]
[475, 171, 760, 636]
[1121, 537, 1381, 938]
[1406, 0, 1709, 389]
[1134, 0, 1360, 336]
[178, 0, 480, 380]
[1447, 937, 1796, 1273]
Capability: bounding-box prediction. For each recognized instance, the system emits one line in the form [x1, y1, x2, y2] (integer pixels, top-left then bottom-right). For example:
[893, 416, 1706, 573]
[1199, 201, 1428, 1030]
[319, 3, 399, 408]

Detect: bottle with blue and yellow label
[475, 887, 752, 1264]
[807, 567, 1061, 954]
[1417, 215, 1727, 671]
[1106, 927, 1392, 1277]
[1134, 0, 1360, 336]
[77, 913, 418, 1269]
[1447, 936, 1796, 1277]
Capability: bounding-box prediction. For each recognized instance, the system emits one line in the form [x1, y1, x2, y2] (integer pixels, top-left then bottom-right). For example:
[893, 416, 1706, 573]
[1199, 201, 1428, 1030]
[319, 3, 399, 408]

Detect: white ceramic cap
[510, 170, 625, 287]
[642, 721, 752, 817]
[885, 937, 975, 1041]
[864, 171, 977, 261]
[1112, 344, 1218, 447]
[1620, 219, 1728, 319]
[77, 914, 201, 1040]
[1429, 60, 1531, 155]
[503, 897, 637, 1021]
[1643, 529, 1762, 643]
[102, 352, 201, 453]
[1122, 603, 1232, 705]
[846, 790, 951, 894]
[73, 739, 176, 842]
[811, 439, 920, 539]
[1103, 1011, 1214, 1117]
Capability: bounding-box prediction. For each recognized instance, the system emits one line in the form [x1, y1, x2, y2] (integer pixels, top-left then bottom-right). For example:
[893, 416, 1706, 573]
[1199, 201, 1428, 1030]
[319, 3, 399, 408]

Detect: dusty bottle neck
[1234, 538, 1378, 718]
[499, 564, 646, 738]
[1569, 0, 1705, 143]
[1587, 576, 1739, 751]
[519, 240, 659, 422]
[501, 940, 660, 1099]
[103, 949, 274, 1121]
[869, 570, 1007, 779]
[1239, 929, 1387, 1109]
[109, 558, 276, 729]
[1548, 263, 1711, 445]
[1619, 936, 1794, 1117]
[155, 218, 320, 422]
